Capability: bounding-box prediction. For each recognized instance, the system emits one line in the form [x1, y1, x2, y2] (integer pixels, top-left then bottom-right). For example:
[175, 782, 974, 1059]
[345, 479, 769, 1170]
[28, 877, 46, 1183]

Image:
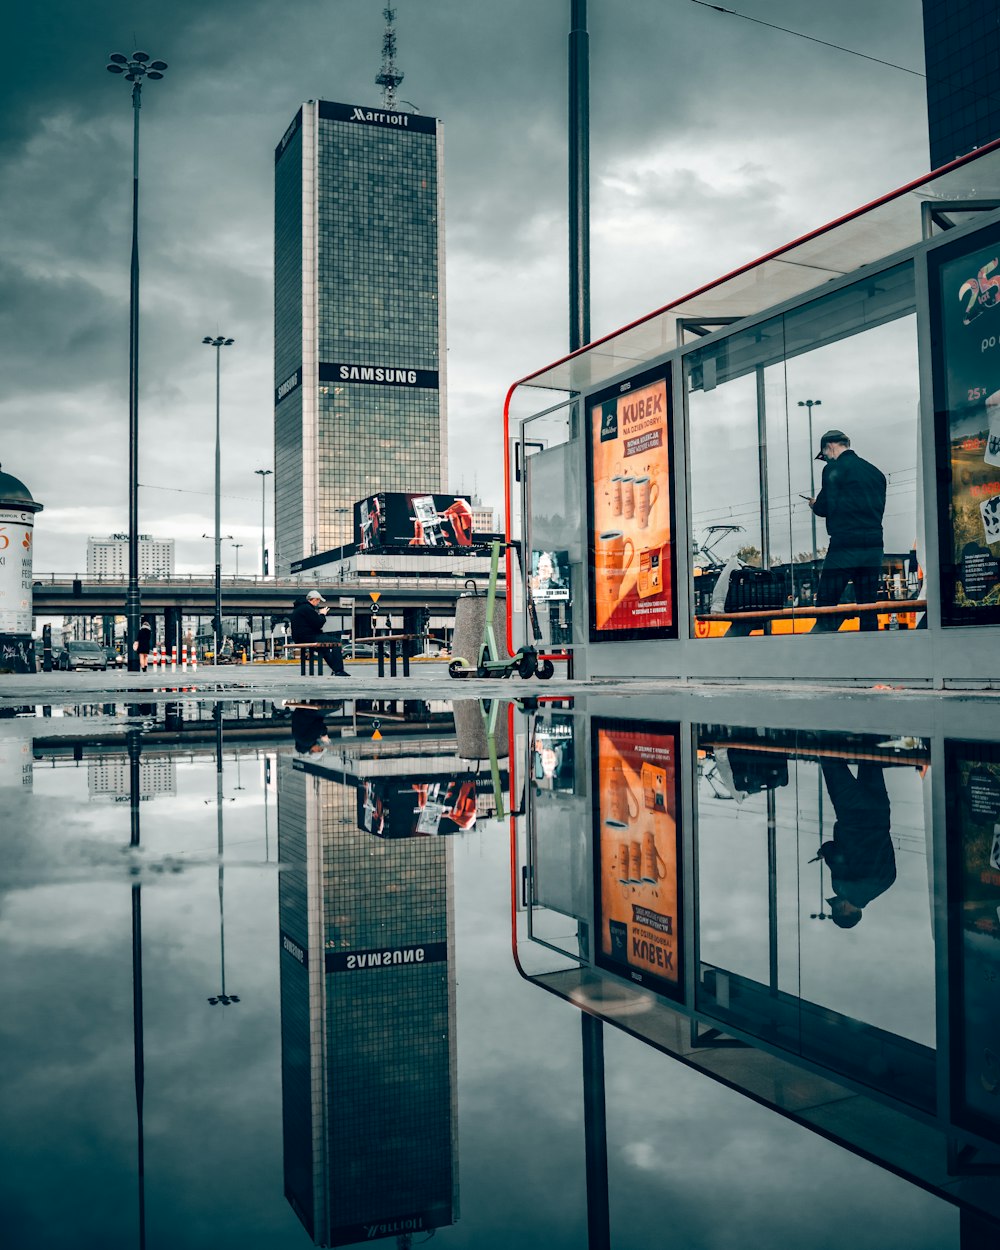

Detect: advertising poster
[0, 507, 35, 635]
[532, 714, 575, 792]
[530, 549, 570, 601]
[931, 220, 1000, 624]
[587, 365, 675, 640]
[593, 718, 682, 997]
[946, 741, 1000, 1142]
[358, 776, 484, 837]
[354, 492, 476, 551]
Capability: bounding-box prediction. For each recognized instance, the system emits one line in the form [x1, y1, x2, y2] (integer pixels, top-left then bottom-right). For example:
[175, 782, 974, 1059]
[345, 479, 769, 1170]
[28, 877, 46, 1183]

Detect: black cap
[816, 430, 849, 460]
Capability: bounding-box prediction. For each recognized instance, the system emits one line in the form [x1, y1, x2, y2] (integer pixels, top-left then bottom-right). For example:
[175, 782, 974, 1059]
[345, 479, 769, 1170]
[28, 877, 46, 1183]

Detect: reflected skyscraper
[277, 751, 458, 1246]
[923, 0, 1000, 169]
[273, 99, 447, 570]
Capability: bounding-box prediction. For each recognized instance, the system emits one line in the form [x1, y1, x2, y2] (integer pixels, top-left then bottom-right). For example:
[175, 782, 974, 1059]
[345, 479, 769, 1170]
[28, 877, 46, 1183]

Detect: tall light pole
[798, 398, 822, 562]
[254, 468, 272, 576]
[231, 542, 243, 576]
[106, 51, 168, 672]
[203, 336, 235, 662]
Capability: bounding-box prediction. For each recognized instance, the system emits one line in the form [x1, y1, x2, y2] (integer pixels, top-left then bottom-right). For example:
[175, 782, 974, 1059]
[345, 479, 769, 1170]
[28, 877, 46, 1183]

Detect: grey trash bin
[452, 587, 506, 668]
[452, 698, 510, 760]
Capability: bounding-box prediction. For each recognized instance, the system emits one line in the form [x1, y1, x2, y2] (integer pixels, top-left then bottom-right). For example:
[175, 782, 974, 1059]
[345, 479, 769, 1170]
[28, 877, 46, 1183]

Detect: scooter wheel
[537, 659, 555, 680]
[517, 654, 537, 679]
[476, 664, 490, 679]
[448, 659, 469, 679]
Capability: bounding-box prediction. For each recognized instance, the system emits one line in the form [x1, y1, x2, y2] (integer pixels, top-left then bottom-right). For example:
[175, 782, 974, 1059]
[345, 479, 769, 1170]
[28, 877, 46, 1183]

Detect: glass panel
[688, 265, 920, 637]
[522, 402, 579, 653]
[696, 724, 934, 1109]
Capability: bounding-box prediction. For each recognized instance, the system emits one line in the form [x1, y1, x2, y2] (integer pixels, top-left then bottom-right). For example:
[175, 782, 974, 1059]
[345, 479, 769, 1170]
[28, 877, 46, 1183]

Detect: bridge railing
[33, 572, 502, 592]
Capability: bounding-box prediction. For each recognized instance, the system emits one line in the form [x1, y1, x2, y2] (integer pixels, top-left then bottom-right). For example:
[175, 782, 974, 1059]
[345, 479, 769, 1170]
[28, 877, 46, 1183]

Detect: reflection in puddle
[0, 692, 993, 1246]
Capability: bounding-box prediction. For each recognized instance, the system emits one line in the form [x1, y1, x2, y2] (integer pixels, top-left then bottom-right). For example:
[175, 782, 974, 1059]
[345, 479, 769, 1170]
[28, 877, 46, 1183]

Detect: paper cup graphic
[605, 759, 639, 827]
[981, 494, 1000, 544]
[621, 476, 636, 520]
[634, 476, 659, 530]
[640, 830, 667, 883]
[611, 475, 624, 516]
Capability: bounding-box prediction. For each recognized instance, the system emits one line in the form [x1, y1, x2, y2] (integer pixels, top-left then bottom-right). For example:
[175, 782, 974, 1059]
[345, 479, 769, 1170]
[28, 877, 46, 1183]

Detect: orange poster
[588, 367, 675, 639]
[594, 720, 681, 995]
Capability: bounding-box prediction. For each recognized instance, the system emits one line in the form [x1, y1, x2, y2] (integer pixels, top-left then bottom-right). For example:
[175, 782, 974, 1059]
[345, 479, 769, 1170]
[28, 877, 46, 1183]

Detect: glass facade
[923, 0, 1000, 169]
[274, 101, 446, 570]
[686, 263, 921, 638]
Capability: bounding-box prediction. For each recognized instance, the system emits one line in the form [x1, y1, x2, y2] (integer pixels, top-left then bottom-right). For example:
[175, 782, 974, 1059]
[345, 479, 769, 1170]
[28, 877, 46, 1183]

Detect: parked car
[104, 646, 126, 668]
[58, 640, 108, 671]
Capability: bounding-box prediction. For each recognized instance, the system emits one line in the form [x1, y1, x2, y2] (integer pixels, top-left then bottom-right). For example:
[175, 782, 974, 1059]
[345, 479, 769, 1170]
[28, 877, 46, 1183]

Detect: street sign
[369, 591, 381, 603]
[339, 597, 353, 607]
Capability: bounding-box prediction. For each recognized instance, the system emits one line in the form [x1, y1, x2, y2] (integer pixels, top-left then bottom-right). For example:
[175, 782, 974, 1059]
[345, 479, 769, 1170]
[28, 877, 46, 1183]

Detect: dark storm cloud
[0, 0, 928, 570]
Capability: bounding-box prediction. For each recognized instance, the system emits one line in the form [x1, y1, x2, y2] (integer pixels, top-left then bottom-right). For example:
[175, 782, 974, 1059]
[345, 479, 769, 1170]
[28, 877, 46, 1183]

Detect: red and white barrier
[171, 644, 177, 672]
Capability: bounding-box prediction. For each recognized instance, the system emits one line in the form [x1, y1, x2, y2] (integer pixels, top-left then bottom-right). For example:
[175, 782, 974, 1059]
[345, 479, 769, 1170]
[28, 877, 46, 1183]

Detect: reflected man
[809, 430, 886, 632]
[816, 759, 896, 927]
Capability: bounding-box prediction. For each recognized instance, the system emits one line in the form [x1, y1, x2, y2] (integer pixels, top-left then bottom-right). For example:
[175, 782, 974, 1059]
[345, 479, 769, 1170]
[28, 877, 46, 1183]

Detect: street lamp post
[231, 542, 243, 577]
[254, 469, 272, 576]
[797, 398, 822, 562]
[202, 532, 232, 661]
[203, 336, 235, 663]
[106, 51, 168, 672]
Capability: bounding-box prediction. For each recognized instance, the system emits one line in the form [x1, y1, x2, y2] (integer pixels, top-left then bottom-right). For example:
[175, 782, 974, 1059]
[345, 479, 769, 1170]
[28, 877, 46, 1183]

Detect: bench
[695, 599, 927, 638]
[292, 641, 342, 676]
[354, 634, 421, 677]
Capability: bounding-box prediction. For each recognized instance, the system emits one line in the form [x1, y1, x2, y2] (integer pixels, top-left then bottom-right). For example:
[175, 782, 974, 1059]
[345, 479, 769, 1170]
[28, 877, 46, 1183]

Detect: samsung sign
[274, 368, 301, 406]
[318, 99, 437, 135]
[325, 941, 447, 972]
[320, 362, 439, 390]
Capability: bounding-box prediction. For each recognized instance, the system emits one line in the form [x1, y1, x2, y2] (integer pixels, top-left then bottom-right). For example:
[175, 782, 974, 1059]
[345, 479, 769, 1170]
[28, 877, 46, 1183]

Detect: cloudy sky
[1, 0, 929, 574]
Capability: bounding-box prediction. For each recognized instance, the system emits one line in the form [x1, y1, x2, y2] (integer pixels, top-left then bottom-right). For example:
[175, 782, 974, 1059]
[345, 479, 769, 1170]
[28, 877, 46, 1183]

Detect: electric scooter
[448, 540, 555, 681]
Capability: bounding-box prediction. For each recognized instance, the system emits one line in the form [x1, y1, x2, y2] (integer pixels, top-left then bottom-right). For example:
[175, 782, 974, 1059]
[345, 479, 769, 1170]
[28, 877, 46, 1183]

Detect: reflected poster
[931, 219, 1000, 624]
[946, 740, 1000, 1142]
[592, 718, 682, 998]
[586, 364, 676, 640]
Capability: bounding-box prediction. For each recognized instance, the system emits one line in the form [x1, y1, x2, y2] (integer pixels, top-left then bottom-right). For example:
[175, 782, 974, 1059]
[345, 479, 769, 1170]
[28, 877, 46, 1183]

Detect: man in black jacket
[815, 759, 896, 928]
[290, 590, 348, 675]
[809, 430, 887, 632]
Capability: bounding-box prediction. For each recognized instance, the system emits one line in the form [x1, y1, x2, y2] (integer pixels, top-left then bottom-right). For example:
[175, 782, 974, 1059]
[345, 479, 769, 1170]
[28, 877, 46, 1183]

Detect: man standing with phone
[809, 430, 887, 632]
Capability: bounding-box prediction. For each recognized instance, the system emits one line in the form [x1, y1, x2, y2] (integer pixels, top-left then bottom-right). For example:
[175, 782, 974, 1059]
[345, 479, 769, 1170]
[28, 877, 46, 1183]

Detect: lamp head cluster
[203, 336, 235, 348]
[106, 52, 168, 82]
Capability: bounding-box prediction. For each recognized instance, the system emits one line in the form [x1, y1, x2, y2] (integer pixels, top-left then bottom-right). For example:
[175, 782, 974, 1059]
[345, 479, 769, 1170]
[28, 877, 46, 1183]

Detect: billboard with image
[930, 218, 1000, 624]
[592, 717, 682, 998]
[586, 364, 676, 640]
[354, 493, 476, 552]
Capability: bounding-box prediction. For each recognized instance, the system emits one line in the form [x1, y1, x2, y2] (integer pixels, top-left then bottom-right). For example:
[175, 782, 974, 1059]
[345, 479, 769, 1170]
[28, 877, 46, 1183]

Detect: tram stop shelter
[504, 138, 1000, 688]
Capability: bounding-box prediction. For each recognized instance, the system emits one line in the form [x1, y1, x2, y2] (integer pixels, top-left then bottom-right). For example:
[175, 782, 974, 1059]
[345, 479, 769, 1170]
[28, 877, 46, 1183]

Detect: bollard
[171, 645, 177, 671]
[191, 648, 198, 672]
[181, 644, 188, 672]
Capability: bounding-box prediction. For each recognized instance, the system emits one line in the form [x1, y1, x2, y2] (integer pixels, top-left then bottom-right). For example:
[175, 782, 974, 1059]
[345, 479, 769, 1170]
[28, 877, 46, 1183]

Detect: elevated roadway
[31, 574, 497, 618]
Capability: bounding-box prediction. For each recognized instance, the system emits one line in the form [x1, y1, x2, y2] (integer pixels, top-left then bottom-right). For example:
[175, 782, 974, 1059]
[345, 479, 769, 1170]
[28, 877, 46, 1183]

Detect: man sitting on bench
[290, 590, 348, 676]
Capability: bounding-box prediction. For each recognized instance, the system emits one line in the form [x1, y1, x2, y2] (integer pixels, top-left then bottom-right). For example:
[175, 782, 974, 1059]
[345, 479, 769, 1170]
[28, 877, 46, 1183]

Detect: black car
[58, 640, 108, 671]
[103, 646, 126, 668]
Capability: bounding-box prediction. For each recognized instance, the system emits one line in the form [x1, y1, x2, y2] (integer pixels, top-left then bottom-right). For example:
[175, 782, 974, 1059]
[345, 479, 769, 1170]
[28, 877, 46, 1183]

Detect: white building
[87, 535, 175, 578]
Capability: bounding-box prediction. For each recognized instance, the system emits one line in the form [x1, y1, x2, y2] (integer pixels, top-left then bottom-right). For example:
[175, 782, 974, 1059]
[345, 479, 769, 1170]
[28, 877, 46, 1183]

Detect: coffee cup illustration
[621, 476, 636, 520]
[604, 759, 639, 828]
[640, 830, 667, 883]
[629, 840, 643, 884]
[596, 531, 636, 625]
[611, 475, 625, 516]
[634, 476, 659, 529]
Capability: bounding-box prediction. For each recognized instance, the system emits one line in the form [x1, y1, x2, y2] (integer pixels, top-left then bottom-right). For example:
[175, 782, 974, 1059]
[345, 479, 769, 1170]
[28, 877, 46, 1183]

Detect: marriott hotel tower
[273, 101, 447, 570]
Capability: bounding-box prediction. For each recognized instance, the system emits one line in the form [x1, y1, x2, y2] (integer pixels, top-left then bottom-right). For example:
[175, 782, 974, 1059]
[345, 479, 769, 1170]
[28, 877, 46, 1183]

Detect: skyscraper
[923, 0, 1000, 169]
[278, 754, 458, 1245]
[273, 100, 447, 571]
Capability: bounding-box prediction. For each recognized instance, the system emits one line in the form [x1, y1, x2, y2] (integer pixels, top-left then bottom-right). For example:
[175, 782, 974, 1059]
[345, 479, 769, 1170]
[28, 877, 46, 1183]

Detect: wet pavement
[1, 678, 998, 1248]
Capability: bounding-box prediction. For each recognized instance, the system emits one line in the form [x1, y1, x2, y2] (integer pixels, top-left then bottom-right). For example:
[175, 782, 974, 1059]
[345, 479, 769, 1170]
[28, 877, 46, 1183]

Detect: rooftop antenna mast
[375, 6, 404, 109]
